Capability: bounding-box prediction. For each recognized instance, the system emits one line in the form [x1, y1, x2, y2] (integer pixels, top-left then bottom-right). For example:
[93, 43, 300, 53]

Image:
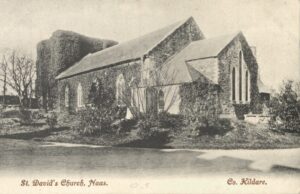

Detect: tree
[78, 76, 117, 135]
[88, 77, 115, 110]
[269, 80, 300, 133]
[294, 80, 300, 99]
[118, 63, 180, 119]
[0, 55, 8, 107]
[0, 50, 36, 108]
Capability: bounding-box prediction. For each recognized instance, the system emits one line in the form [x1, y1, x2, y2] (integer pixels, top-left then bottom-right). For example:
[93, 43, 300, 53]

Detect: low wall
[244, 114, 271, 124]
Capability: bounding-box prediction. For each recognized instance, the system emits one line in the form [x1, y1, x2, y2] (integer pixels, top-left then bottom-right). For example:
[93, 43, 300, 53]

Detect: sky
[0, 0, 298, 91]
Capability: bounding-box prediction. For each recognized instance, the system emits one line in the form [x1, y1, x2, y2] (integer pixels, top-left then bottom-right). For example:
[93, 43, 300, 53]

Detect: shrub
[46, 111, 58, 129]
[157, 111, 184, 129]
[56, 112, 79, 129]
[200, 118, 232, 136]
[137, 115, 158, 131]
[136, 115, 171, 145]
[119, 126, 171, 148]
[268, 80, 300, 133]
[88, 77, 115, 110]
[31, 110, 46, 120]
[112, 118, 137, 134]
[77, 105, 116, 136]
[137, 125, 170, 141]
[188, 118, 233, 137]
[77, 76, 119, 136]
[18, 109, 47, 125]
[19, 109, 34, 124]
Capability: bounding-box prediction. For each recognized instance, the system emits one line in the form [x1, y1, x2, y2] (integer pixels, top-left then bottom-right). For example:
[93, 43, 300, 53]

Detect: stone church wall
[218, 34, 260, 118]
[147, 17, 204, 69]
[57, 61, 141, 113]
[179, 81, 222, 119]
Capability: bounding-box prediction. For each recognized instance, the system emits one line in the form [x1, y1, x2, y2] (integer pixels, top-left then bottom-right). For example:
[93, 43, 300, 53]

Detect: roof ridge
[87, 17, 190, 59]
[56, 17, 198, 80]
[207, 31, 241, 39]
[215, 31, 242, 56]
[189, 31, 240, 45]
[144, 16, 193, 55]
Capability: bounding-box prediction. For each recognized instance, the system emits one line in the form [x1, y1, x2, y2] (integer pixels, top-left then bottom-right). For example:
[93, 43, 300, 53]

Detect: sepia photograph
[0, 0, 299, 193]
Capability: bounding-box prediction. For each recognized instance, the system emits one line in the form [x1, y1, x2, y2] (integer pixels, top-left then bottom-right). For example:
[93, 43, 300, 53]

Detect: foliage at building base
[178, 81, 233, 135]
[76, 77, 119, 136]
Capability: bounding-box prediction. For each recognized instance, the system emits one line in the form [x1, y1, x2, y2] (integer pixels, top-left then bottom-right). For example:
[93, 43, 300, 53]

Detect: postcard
[0, 0, 299, 193]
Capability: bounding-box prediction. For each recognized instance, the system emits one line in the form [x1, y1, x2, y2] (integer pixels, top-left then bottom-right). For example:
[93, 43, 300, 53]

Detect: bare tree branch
[0, 49, 36, 108]
[117, 62, 179, 119]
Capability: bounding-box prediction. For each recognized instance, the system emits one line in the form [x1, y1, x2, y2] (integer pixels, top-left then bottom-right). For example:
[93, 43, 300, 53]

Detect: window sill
[232, 101, 250, 105]
[76, 106, 85, 111]
[117, 104, 127, 108]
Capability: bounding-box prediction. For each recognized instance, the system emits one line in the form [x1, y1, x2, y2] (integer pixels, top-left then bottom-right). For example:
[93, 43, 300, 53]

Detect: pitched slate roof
[161, 57, 218, 85]
[186, 59, 219, 84]
[56, 18, 193, 80]
[162, 32, 239, 85]
[179, 32, 239, 60]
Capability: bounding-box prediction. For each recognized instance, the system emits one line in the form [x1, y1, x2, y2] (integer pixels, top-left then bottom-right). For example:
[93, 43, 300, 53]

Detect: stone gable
[218, 34, 259, 117]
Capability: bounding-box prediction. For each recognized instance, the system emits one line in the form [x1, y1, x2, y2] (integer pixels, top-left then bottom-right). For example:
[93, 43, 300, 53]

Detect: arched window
[88, 78, 101, 105]
[65, 86, 69, 107]
[232, 67, 236, 101]
[116, 74, 126, 105]
[245, 71, 249, 101]
[77, 83, 83, 107]
[239, 51, 242, 101]
[158, 90, 164, 110]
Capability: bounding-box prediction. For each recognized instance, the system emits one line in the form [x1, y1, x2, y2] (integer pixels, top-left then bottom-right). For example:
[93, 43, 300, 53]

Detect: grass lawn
[40, 119, 300, 149]
[1, 109, 299, 149]
[42, 129, 139, 146]
[0, 118, 47, 135]
[168, 119, 300, 149]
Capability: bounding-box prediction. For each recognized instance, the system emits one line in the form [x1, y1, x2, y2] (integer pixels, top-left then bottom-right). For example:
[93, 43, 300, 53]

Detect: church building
[38, 17, 268, 119]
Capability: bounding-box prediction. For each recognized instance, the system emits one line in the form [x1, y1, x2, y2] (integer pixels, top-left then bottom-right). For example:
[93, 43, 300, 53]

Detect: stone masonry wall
[179, 81, 222, 119]
[57, 61, 141, 113]
[56, 18, 203, 113]
[218, 34, 259, 118]
[147, 17, 204, 69]
[36, 30, 117, 110]
[36, 40, 51, 109]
